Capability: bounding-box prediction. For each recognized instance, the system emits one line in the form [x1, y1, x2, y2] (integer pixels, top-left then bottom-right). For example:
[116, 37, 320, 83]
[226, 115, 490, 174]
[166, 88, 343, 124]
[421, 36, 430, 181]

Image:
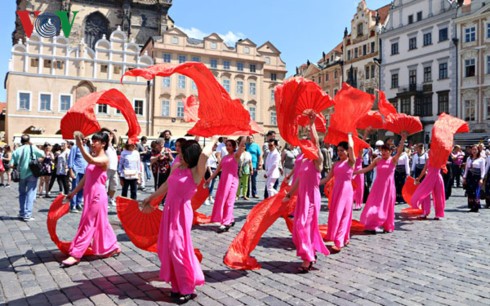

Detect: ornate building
[454, 0, 490, 141]
[343, 0, 390, 99]
[141, 28, 286, 137]
[13, 0, 174, 48]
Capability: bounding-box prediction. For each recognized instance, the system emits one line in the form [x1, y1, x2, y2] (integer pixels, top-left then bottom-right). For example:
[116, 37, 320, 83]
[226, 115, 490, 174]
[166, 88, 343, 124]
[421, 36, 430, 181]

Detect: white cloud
[177, 26, 246, 46]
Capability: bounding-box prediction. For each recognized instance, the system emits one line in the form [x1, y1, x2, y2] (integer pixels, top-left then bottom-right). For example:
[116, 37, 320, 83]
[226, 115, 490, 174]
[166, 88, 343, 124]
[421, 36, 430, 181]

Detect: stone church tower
[12, 0, 174, 48]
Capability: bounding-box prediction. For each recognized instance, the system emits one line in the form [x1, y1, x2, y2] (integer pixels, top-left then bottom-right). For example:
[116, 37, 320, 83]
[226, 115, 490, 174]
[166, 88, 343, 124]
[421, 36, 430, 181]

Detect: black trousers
[122, 178, 138, 200]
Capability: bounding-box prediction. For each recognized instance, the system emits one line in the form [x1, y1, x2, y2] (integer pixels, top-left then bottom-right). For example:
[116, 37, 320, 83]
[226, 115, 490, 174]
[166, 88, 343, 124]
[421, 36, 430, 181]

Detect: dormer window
[210, 42, 217, 49]
[357, 23, 364, 37]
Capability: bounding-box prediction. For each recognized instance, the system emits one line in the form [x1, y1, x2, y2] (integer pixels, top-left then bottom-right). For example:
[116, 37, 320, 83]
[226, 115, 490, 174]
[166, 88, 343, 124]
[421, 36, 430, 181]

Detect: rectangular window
[271, 89, 275, 102]
[178, 55, 186, 64]
[354, 48, 358, 58]
[401, 97, 411, 114]
[210, 59, 218, 69]
[409, 37, 417, 50]
[270, 111, 277, 126]
[19, 92, 30, 110]
[487, 98, 490, 120]
[210, 42, 217, 49]
[100, 64, 108, 73]
[439, 63, 448, 79]
[391, 42, 399, 55]
[391, 73, 399, 88]
[161, 100, 170, 117]
[465, 59, 476, 77]
[363, 44, 367, 56]
[191, 56, 200, 62]
[487, 55, 490, 74]
[487, 23, 490, 39]
[250, 64, 256, 73]
[271, 73, 277, 81]
[465, 27, 476, 42]
[223, 61, 230, 70]
[237, 62, 244, 71]
[40, 93, 51, 111]
[134, 100, 143, 116]
[178, 75, 186, 88]
[423, 66, 432, 83]
[408, 15, 414, 24]
[249, 106, 256, 121]
[347, 50, 351, 61]
[422, 95, 432, 116]
[409, 69, 417, 86]
[177, 101, 184, 118]
[98, 104, 108, 114]
[438, 92, 449, 115]
[423, 33, 432, 46]
[44, 59, 52, 68]
[163, 53, 171, 63]
[465, 100, 475, 121]
[439, 28, 448, 42]
[371, 42, 375, 53]
[113, 65, 121, 74]
[163, 77, 171, 88]
[171, 36, 179, 44]
[326, 73, 330, 81]
[334, 70, 338, 79]
[30, 58, 39, 68]
[223, 79, 230, 92]
[417, 11, 422, 22]
[249, 82, 256, 95]
[60, 95, 71, 112]
[371, 65, 375, 79]
[191, 80, 197, 90]
[236, 81, 244, 94]
[55, 60, 64, 70]
[365, 66, 370, 79]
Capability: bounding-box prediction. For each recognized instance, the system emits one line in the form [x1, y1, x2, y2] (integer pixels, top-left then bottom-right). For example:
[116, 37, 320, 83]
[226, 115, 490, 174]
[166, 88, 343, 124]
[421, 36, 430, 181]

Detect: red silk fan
[47, 194, 94, 255]
[274, 78, 333, 160]
[318, 220, 365, 240]
[429, 113, 469, 169]
[122, 63, 256, 137]
[116, 196, 162, 252]
[60, 89, 141, 143]
[384, 113, 423, 136]
[401, 207, 424, 217]
[223, 181, 296, 270]
[330, 83, 375, 134]
[357, 111, 384, 130]
[184, 95, 199, 123]
[377, 89, 398, 117]
[324, 128, 370, 153]
[191, 180, 211, 225]
[402, 176, 418, 205]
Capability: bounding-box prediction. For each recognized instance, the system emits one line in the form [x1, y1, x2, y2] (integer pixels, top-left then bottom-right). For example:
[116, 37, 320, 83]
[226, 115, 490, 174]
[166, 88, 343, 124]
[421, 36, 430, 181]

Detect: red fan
[330, 83, 375, 134]
[357, 111, 384, 130]
[116, 196, 162, 252]
[184, 95, 199, 123]
[429, 113, 469, 169]
[122, 63, 256, 137]
[384, 113, 423, 136]
[401, 207, 424, 217]
[377, 89, 398, 117]
[297, 113, 327, 133]
[223, 181, 296, 270]
[324, 128, 370, 153]
[274, 78, 333, 161]
[47, 194, 94, 255]
[402, 176, 418, 205]
[319, 219, 365, 239]
[323, 177, 334, 209]
[60, 89, 142, 143]
[191, 180, 211, 225]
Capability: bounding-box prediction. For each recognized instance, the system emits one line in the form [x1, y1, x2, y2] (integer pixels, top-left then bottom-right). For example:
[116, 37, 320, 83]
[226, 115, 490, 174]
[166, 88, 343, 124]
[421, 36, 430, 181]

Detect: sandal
[104, 248, 121, 258]
[60, 256, 80, 268]
[297, 261, 313, 274]
[217, 225, 229, 233]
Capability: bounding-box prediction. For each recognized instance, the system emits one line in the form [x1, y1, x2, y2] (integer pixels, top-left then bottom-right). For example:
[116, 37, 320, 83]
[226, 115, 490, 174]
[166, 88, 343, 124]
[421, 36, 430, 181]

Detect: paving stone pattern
[1, 173, 490, 305]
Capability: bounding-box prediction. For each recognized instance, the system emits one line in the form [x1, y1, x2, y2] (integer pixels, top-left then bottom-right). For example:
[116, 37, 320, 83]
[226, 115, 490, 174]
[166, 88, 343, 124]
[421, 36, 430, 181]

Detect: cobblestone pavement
[1, 173, 490, 306]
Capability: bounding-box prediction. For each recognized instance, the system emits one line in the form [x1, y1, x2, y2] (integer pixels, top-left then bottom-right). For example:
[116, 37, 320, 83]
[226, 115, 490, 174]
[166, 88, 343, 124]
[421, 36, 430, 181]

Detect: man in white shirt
[264, 139, 281, 198]
[103, 129, 118, 207]
[216, 136, 228, 162]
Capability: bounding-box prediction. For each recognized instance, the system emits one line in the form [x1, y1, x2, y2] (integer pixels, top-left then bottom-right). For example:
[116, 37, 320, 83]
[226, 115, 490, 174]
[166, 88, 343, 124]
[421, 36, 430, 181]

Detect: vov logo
[17, 10, 79, 39]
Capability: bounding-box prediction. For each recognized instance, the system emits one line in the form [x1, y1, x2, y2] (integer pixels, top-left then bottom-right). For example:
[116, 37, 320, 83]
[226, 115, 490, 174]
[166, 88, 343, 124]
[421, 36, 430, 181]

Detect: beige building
[5, 28, 153, 144]
[140, 28, 286, 137]
[455, 0, 490, 136]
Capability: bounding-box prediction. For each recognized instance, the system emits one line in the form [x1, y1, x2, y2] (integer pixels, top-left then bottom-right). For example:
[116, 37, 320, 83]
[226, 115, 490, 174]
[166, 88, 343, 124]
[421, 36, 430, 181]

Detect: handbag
[123, 169, 138, 179]
[28, 145, 44, 178]
[11, 169, 20, 182]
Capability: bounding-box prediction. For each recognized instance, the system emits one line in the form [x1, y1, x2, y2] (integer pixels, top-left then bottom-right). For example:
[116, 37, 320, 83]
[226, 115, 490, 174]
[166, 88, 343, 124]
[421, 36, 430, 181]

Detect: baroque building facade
[141, 28, 287, 137]
[343, 0, 390, 99]
[379, 0, 458, 141]
[454, 0, 490, 139]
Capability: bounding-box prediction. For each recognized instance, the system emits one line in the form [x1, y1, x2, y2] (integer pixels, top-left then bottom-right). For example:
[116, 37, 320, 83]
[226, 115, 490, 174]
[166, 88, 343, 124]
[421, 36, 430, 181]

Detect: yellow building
[140, 28, 286, 137]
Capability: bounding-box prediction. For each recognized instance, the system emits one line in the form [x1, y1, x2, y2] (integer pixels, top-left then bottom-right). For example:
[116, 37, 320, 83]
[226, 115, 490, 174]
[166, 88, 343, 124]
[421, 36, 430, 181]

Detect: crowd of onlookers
[1, 129, 489, 222]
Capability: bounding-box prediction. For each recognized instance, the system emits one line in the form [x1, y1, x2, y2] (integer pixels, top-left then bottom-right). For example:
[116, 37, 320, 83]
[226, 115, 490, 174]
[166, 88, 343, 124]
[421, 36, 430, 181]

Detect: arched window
[84, 12, 110, 50]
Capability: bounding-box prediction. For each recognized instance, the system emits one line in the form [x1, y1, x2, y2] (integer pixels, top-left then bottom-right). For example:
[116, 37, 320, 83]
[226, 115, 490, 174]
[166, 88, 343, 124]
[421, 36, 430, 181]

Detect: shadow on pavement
[203, 269, 247, 283]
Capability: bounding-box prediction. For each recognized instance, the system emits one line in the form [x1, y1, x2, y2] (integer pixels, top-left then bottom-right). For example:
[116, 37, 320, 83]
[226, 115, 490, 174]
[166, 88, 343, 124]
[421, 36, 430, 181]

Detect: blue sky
[0, 0, 390, 101]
